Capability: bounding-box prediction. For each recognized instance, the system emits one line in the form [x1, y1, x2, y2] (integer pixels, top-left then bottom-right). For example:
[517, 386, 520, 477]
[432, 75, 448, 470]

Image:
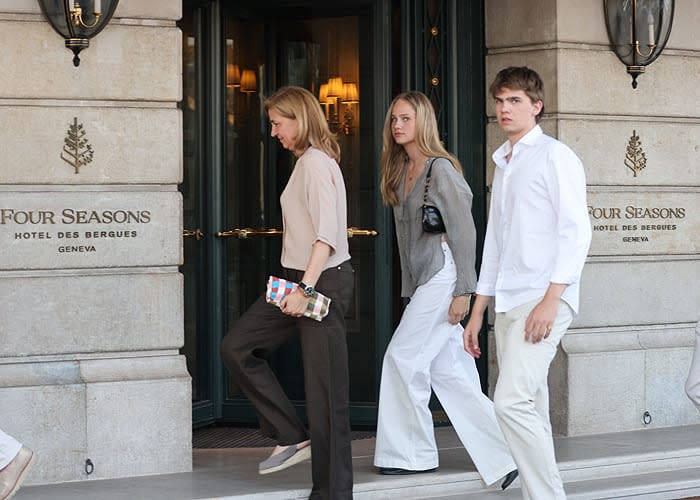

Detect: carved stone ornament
[625, 129, 647, 177]
[61, 117, 94, 174]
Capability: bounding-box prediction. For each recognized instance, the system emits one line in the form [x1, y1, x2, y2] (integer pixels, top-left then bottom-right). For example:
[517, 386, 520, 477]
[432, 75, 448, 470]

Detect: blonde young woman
[220, 86, 354, 500]
[373, 92, 518, 490]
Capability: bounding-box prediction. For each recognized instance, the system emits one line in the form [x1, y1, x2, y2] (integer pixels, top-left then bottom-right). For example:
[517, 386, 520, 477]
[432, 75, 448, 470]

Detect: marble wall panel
[0, 22, 181, 101]
[565, 351, 646, 435]
[0, 191, 181, 270]
[0, 384, 86, 484]
[575, 259, 700, 328]
[0, 272, 183, 357]
[587, 190, 698, 256]
[84, 356, 191, 479]
[485, 0, 556, 48]
[557, 50, 700, 118]
[0, 355, 191, 484]
[645, 347, 700, 428]
[555, 0, 608, 45]
[667, 2, 700, 51]
[558, 119, 700, 187]
[0, 106, 181, 184]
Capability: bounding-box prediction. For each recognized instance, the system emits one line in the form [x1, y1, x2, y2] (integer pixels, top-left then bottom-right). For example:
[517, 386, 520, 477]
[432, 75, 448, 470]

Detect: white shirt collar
[492, 125, 543, 170]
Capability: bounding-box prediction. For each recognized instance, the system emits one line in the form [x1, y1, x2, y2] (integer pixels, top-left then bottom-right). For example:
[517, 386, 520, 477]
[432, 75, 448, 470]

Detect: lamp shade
[326, 77, 344, 98]
[341, 83, 359, 103]
[227, 63, 241, 88]
[38, 0, 121, 66]
[240, 69, 257, 93]
[604, 0, 674, 88]
[318, 83, 329, 103]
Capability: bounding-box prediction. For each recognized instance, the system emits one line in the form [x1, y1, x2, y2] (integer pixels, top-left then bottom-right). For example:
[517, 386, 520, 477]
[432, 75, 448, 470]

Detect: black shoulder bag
[421, 158, 446, 233]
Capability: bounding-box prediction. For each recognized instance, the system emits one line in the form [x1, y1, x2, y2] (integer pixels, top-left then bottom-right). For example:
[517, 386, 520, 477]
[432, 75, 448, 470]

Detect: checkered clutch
[265, 275, 331, 322]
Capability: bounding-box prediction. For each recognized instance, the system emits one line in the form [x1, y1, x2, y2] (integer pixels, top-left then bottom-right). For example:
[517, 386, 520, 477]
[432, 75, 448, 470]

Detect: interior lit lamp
[340, 83, 359, 135]
[326, 77, 344, 129]
[318, 83, 330, 120]
[227, 63, 241, 88]
[240, 69, 257, 93]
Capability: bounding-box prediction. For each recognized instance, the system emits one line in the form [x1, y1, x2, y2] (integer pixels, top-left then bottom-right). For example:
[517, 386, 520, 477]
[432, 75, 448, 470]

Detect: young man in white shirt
[463, 66, 592, 500]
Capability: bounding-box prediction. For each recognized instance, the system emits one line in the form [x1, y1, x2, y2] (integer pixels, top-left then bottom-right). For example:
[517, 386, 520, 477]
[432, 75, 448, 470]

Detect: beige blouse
[280, 147, 350, 271]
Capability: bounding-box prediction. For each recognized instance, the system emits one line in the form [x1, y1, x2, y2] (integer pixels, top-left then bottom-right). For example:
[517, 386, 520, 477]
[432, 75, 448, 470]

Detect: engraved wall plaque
[0, 191, 181, 270]
[587, 191, 698, 256]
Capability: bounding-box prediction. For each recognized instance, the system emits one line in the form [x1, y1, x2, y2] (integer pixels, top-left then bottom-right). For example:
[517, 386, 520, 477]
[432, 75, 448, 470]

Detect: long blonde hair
[264, 86, 341, 162]
[380, 91, 462, 206]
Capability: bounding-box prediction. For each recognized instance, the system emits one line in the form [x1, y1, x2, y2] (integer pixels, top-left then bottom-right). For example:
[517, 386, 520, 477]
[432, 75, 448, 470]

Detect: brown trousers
[221, 261, 354, 500]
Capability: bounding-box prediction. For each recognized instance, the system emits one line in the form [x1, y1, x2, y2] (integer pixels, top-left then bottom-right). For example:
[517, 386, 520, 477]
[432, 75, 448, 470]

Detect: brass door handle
[216, 228, 283, 239]
[216, 227, 377, 239]
[347, 227, 378, 238]
[183, 228, 204, 240]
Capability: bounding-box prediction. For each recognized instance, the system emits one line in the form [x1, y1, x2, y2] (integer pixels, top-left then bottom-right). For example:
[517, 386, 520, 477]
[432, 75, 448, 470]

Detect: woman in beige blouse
[221, 86, 354, 500]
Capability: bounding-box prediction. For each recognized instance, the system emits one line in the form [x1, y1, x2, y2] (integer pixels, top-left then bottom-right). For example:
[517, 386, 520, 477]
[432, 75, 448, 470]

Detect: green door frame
[184, 0, 487, 427]
[186, 0, 227, 426]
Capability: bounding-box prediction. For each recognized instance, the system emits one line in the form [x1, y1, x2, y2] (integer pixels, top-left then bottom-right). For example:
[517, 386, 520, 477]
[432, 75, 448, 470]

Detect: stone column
[0, 0, 190, 484]
[484, 0, 700, 436]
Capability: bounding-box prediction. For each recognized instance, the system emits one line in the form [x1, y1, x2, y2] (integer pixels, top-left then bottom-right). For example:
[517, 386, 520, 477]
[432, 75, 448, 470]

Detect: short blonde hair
[264, 86, 340, 162]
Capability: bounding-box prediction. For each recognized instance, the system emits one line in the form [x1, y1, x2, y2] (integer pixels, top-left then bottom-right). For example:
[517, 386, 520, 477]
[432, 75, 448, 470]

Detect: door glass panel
[222, 9, 377, 419]
[179, 11, 207, 403]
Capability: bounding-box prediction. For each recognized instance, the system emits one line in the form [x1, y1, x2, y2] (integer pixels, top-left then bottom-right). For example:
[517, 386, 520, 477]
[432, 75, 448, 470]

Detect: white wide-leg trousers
[374, 243, 516, 486]
[685, 321, 700, 409]
[493, 297, 573, 500]
[0, 428, 22, 470]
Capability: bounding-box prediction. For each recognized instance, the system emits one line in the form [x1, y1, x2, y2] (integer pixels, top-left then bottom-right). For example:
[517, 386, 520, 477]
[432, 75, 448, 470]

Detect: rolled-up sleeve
[432, 160, 477, 296]
[547, 145, 592, 285]
[303, 158, 338, 254]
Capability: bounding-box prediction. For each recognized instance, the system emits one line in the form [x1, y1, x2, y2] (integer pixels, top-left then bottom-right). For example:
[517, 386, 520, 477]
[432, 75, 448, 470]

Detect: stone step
[17, 424, 700, 500]
[432, 467, 700, 500]
[351, 424, 700, 499]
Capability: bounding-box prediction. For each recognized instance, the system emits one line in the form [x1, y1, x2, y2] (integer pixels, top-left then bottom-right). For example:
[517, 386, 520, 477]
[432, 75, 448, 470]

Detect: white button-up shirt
[476, 125, 592, 314]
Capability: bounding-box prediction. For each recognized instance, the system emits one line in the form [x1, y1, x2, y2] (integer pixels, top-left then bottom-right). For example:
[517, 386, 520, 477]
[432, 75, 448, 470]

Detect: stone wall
[485, 0, 700, 436]
[0, 0, 190, 484]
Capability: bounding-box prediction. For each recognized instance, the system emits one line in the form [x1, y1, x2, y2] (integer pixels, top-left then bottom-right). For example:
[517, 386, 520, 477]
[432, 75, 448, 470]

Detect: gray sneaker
[258, 445, 311, 475]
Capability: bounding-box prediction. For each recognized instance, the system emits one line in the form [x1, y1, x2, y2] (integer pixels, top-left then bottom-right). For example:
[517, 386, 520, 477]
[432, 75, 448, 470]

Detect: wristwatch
[298, 281, 315, 297]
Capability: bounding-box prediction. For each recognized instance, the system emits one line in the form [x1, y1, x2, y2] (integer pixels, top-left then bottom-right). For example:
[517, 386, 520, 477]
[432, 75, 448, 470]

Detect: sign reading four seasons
[586, 192, 697, 256]
[0, 192, 181, 270]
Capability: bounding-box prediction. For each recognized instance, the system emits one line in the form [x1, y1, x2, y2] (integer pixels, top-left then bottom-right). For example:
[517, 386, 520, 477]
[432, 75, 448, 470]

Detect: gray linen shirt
[393, 157, 477, 298]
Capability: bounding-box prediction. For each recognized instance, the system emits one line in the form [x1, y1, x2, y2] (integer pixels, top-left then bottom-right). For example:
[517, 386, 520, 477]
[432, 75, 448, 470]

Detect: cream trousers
[685, 321, 700, 409]
[493, 297, 574, 500]
[374, 243, 515, 486]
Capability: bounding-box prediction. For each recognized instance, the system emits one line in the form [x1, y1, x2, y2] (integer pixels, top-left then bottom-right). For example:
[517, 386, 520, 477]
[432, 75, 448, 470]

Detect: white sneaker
[0, 446, 35, 500]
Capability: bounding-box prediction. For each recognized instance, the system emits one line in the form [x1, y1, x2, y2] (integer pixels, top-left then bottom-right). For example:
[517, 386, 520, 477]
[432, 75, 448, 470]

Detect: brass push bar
[216, 227, 378, 239]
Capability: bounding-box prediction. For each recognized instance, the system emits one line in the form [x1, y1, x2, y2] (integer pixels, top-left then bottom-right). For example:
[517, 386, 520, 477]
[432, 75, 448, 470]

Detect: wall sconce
[340, 83, 359, 136]
[240, 69, 257, 94]
[326, 77, 344, 99]
[318, 83, 330, 120]
[38, 0, 120, 67]
[604, 0, 674, 89]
